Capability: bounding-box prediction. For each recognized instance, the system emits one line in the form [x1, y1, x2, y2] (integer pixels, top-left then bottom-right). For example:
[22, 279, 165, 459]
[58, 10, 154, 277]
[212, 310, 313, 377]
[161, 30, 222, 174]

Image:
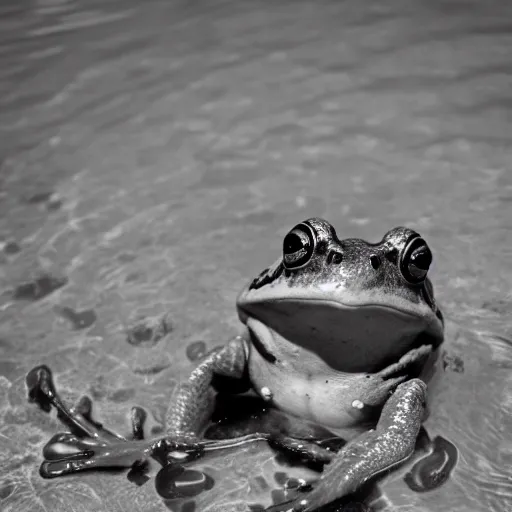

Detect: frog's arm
[284, 379, 427, 512]
[165, 336, 249, 438]
[200, 380, 427, 512]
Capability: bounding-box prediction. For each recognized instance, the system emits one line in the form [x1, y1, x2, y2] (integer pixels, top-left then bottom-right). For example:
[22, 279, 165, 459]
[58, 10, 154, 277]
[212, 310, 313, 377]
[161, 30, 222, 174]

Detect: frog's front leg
[165, 336, 249, 439]
[27, 336, 256, 477]
[287, 379, 427, 512]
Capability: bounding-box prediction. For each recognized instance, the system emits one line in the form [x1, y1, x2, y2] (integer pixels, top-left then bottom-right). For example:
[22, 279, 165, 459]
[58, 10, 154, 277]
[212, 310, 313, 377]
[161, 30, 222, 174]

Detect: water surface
[0, 1, 511, 511]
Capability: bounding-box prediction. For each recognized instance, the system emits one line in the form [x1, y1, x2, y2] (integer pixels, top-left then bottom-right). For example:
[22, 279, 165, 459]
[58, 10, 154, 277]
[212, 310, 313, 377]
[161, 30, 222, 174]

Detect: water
[0, 0, 511, 511]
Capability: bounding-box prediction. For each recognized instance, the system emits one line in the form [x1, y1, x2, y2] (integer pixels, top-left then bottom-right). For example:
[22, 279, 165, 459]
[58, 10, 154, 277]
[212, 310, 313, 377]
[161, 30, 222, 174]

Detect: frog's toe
[73, 395, 93, 419]
[26, 365, 57, 412]
[42, 432, 106, 460]
[378, 344, 432, 380]
[40, 441, 146, 478]
[355, 373, 408, 410]
[68, 395, 127, 441]
[131, 406, 147, 440]
[40, 435, 156, 478]
[41, 457, 93, 478]
[269, 435, 335, 465]
[26, 365, 127, 441]
[40, 433, 115, 477]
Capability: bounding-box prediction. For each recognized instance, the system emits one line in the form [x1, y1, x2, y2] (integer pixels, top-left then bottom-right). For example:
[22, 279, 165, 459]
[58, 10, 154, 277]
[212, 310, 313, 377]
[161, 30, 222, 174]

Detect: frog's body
[27, 218, 447, 511]
[238, 218, 443, 432]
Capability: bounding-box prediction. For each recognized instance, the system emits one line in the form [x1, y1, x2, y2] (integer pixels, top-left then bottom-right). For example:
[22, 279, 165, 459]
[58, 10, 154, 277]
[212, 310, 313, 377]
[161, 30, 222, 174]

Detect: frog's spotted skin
[27, 218, 453, 512]
[240, 218, 441, 322]
[238, 218, 443, 385]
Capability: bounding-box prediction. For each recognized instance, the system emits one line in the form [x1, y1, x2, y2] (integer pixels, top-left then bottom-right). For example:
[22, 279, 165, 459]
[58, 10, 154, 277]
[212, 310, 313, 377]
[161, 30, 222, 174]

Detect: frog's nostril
[370, 255, 381, 270]
[326, 250, 343, 265]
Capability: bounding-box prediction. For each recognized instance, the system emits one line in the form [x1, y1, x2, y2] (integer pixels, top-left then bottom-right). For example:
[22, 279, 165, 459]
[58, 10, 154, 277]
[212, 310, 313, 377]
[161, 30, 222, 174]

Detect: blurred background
[0, 0, 511, 511]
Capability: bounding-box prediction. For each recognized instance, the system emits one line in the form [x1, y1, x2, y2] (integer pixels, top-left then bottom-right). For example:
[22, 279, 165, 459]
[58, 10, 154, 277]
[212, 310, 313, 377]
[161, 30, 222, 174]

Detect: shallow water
[0, 0, 511, 511]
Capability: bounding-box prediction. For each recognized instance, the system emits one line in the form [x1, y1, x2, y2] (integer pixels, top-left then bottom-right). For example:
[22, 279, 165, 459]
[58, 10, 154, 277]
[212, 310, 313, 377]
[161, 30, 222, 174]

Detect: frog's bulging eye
[400, 236, 432, 284]
[282, 223, 315, 269]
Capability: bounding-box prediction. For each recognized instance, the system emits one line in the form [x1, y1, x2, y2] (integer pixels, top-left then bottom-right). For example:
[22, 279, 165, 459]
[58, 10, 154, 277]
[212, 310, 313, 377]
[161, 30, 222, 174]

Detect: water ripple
[1, 1, 511, 511]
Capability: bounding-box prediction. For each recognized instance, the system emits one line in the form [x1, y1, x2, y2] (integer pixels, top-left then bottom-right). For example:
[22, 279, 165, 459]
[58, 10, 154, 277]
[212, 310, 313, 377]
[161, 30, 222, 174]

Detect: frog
[26, 217, 449, 511]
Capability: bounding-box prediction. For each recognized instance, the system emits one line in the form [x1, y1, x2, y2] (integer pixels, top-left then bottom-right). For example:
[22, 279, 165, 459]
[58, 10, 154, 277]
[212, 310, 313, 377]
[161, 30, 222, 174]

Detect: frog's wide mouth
[238, 297, 444, 373]
[237, 279, 439, 314]
[239, 294, 442, 330]
[272, 297, 422, 315]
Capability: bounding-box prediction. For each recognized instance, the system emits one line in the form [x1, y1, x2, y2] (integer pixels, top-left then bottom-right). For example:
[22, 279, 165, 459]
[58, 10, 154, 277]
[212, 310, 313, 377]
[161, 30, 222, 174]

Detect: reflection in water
[404, 431, 459, 493]
[1, 1, 511, 512]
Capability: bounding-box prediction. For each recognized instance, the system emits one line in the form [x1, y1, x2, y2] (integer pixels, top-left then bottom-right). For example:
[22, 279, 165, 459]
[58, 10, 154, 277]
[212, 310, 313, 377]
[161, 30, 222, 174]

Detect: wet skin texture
[26, 218, 458, 511]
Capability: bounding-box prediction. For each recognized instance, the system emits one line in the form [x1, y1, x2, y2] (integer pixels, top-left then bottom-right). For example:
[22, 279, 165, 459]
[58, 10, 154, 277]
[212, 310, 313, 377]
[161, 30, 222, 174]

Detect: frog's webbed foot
[26, 338, 263, 479]
[27, 365, 127, 442]
[278, 379, 427, 511]
[26, 365, 205, 478]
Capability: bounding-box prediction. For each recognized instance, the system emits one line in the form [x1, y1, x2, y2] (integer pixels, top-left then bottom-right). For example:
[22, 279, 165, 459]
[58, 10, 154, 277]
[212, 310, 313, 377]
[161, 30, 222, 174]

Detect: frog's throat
[242, 303, 442, 374]
[239, 297, 443, 343]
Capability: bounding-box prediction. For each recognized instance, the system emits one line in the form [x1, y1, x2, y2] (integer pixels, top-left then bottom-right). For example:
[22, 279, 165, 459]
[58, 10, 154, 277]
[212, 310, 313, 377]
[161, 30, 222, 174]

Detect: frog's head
[237, 218, 444, 373]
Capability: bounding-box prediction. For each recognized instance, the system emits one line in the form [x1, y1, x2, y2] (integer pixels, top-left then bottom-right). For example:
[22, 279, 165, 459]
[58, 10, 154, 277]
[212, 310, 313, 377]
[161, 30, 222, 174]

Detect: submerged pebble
[126, 313, 173, 346]
[186, 341, 207, 362]
[0, 481, 15, 500]
[13, 273, 68, 301]
[2, 240, 21, 255]
[54, 305, 97, 330]
[273, 472, 288, 486]
[24, 191, 62, 210]
[25, 191, 53, 204]
[127, 464, 150, 486]
[442, 352, 465, 373]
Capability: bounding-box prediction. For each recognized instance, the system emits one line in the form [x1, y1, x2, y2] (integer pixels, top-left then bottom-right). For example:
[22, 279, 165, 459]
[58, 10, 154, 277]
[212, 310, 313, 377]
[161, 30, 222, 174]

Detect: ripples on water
[0, 1, 511, 511]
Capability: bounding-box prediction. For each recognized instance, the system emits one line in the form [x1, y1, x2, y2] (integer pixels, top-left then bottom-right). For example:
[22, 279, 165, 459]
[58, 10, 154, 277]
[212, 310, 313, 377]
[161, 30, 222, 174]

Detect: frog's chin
[239, 300, 443, 374]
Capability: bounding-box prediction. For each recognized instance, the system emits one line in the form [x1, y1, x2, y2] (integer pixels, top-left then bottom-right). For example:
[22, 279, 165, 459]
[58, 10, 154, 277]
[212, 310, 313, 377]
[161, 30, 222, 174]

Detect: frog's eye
[282, 223, 315, 269]
[400, 236, 432, 284]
